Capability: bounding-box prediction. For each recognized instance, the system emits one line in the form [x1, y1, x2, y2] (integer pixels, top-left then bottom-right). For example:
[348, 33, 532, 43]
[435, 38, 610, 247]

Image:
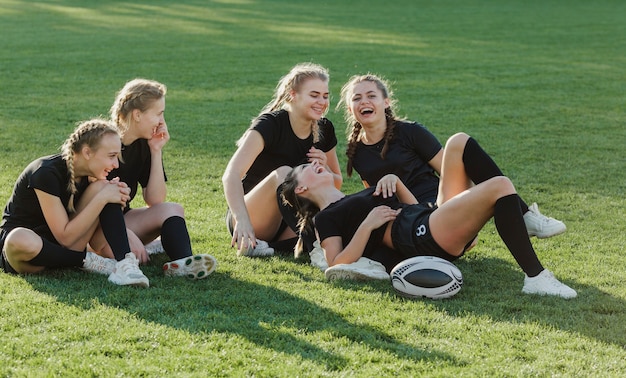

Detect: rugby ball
[390, 256, 463, 299]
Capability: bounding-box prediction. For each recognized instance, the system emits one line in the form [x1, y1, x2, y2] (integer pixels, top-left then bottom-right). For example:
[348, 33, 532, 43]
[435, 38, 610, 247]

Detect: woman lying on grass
[281, 132, 577, 298]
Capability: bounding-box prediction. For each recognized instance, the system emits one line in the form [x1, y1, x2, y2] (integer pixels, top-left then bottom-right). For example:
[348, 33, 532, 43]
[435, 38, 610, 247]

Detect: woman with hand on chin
[281, 133, 577, 299]
[1, 119, 149, 287]
[107, 79, 216, 280]
[222, 63, 342, 258]
[338, 74, 566, 239]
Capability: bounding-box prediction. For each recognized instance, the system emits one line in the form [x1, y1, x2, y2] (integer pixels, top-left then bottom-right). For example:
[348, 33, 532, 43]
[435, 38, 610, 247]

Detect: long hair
[240, 63, 329, 146]
[338, 74, 399, 177]
[61, 118, 120, 213]
[109, 78, 167, 135]
[280, 167, 320, 258]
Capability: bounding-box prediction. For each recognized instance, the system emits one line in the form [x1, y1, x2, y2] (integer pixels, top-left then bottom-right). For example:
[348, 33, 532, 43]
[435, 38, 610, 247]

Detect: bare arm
[374, 174, 418, 204]
[37, 181, 129, 250]
[142, 123, 170, 205]
[321, 205, 400, 266]
[221, 130, 264, 248]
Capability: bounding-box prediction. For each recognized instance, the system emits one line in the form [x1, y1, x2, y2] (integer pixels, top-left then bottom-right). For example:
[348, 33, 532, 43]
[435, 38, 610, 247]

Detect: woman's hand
[148, 122, 170, 151]
[374, 174, 400, 198]
[231, 218, 257, 252]
[101, 177, 131, 207]
[127, 229, 149, 264]
[307, 147, 327, 167]
[363, 205, 401, 230]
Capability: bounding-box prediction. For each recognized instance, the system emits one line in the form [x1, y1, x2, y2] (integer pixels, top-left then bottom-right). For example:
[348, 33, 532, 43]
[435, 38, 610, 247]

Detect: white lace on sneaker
[81, 252, 116, 276]
[237, 239, 274, 257]
[522, 269, 577, 299]
[524, 203, 566, 239]
[108, 253, 150, 288]
[163, 254, 217, 279]
[144, 238, 165, 255]
[309, 240, 328, 271]
[325, 257, 390, 281]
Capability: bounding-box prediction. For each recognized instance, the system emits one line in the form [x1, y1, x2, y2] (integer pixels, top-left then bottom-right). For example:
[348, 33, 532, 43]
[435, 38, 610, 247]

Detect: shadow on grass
[25, 263, 459, 372]
[444, 256, 626, 348]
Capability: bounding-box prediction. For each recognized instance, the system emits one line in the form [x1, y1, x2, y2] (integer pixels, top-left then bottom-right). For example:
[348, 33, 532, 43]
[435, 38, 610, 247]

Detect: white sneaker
[145, 238, 165, 255]
[237, 239, 274, 257]
[325, 257, 390, 281]
[163, 254, 217, 280]
[522, 269, 577, 299]
[524, 203, 566, 238]
[309, 240, 328, 271]
[108, 253, 149, 288]
[81, 252, 116, 276]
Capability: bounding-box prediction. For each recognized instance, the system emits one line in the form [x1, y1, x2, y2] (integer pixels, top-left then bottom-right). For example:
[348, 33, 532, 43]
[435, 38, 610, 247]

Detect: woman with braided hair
[222, 62, 342, 257]
[338, 73, 566, 240]
[107, 78, 216, 280]
[1, 118, 150, 287]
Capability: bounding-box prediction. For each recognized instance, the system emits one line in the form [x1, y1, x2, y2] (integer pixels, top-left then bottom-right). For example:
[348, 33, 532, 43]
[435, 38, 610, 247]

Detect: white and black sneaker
[108, 253, 149, 288]
[524, 203, 566, 238]
[522, 269, 577, 299]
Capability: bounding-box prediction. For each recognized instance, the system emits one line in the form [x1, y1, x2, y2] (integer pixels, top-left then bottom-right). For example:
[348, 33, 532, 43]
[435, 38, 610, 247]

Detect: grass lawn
[1, 0, 625, 376]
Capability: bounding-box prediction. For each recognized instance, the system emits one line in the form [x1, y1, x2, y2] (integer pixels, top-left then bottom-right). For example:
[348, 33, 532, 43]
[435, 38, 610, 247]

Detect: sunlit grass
[1, 0, 625, 376]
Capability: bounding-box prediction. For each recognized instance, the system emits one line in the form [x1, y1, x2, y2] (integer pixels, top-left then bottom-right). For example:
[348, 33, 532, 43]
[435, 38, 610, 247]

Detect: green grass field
[1, 0, 625, 376]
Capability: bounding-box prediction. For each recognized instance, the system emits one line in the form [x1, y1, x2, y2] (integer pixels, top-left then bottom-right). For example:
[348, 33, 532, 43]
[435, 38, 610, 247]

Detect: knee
[445, 132, 471, 153]
[159, 202, 185, 218]
[486, 176, 516, 196]
[5, 228, 41, 256]
[273, 166, 292, 183]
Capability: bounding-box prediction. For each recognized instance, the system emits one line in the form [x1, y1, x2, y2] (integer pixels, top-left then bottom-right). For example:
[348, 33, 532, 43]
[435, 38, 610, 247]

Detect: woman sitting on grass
[107, 78, 216, 280]
[338, 73, 566, 239]
[281, 132, 577, 298]
[1, 119, 149, 287]
[222, 62, 342, 257]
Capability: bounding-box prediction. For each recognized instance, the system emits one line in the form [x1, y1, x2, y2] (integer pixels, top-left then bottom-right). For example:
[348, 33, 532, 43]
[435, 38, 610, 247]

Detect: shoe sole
[163, 255, 217, 279]
[325, 270, 389, 281]
[108, 274, 149, 288]
[528, 227, 567, 239]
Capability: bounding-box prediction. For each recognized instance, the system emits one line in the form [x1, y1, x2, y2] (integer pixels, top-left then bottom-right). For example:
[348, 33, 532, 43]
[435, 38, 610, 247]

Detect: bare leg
[240, 166, 297, 241]
[3, 229, 46, 273]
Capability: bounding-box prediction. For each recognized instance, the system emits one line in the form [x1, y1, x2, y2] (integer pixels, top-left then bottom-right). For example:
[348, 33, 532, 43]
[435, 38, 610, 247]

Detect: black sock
[463, 137, 529, 212]
[493, 194, 543, 277]
[28, 239, 86, 268]
[161, 216, 193, 260]
[99, 203, 130, 261]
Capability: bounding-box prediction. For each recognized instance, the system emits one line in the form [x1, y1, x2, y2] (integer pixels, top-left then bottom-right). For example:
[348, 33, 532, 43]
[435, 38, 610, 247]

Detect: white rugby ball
[390, 256, 463, 299]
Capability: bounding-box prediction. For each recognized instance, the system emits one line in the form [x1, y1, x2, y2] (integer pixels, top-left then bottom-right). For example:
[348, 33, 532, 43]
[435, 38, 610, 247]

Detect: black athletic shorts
[0, 228, 18, 274]
[390, 203, 459, 262]
[224, 208, 289, 243]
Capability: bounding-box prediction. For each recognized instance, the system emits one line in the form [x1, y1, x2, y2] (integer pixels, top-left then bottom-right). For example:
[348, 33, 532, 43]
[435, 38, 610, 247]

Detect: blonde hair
[109, 78, 167, 135]
[338, 74, 399, 177]
[253, 63, 329, 144]
[61, 118, 120, 213]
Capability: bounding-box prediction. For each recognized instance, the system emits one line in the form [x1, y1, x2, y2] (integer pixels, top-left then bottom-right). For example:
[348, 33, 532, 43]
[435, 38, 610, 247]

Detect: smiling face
[289, 78, 330, 122]
[131, 97, 166, 141]
[348, 80, 390, 128]
[294, 160, 333, 195]
[85, 133, 122, 180]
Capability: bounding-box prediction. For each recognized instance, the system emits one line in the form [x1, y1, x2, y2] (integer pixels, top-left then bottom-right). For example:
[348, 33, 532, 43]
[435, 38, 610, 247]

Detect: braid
[110, 78, 166, 135]
[345, 122, 363, 177]
[380, 109, 396, 159]
[61, 118, 120, 213]
[311, 120, 320, 144]
[280, 168, 320, 258]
